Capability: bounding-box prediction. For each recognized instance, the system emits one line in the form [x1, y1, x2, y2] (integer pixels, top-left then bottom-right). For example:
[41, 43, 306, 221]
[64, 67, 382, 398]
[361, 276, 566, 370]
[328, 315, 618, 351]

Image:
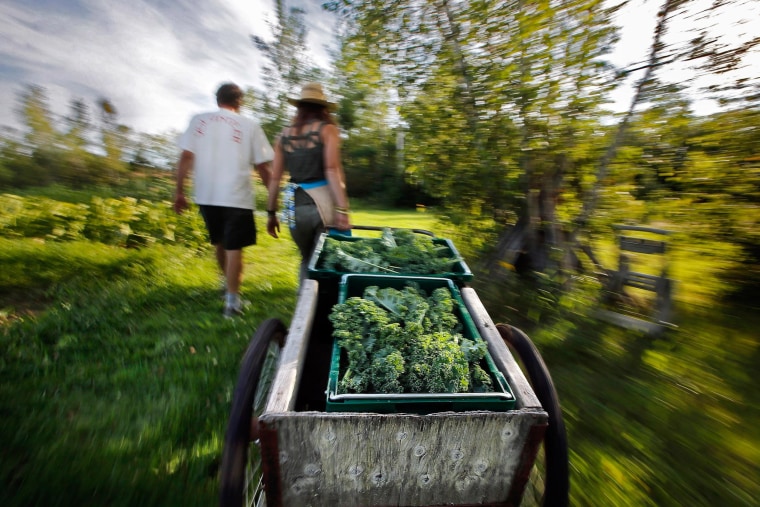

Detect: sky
[0, 0, 337, 136]
[0, 0, 757, 137]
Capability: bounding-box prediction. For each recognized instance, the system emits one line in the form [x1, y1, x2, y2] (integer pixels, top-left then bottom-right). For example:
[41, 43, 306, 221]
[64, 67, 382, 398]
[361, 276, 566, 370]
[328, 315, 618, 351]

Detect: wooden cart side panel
[266, 279, 319, 413]
[460, 287, 541, 409]
[260, 410, 547, 507]
[505, 420, 547, 505]
[259, 423, 283, 507]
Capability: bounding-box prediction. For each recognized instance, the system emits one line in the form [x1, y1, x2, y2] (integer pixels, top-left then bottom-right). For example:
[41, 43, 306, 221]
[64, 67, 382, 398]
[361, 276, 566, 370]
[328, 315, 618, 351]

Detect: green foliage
[594, 106, 760, 292]
[333, 0, 619, 226]
[3, 84, 182, 191]
[475, 246, 760, 506]
[370, 346, 405, 393]
[404, 330, 471, 394]
[0, 193, 207, 249]
[245, 2, 326, 140]
[329, 296, 390, 374]
[342, 138, 408, 204]
[318, 227, 459, 274]
[0, 140, 52, 188]
[330, 15, 410, 206]
[0, 0, 758, 501]
[329, 284, 492, 395]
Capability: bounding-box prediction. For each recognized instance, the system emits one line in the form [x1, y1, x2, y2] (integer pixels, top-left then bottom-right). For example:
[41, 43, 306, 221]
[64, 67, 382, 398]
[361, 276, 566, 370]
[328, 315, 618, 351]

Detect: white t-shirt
[178, 108, 274, 209]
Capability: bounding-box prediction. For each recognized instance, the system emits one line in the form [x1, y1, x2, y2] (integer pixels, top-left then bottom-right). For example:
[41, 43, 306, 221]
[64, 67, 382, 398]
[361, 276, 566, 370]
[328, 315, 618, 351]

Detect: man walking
[174, 83, 274, 317]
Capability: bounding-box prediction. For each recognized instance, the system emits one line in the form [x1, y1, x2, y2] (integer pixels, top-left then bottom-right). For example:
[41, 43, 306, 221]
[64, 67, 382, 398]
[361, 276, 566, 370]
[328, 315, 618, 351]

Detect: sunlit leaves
[0, 193, 207, 250]
[331, 0, 621, 232]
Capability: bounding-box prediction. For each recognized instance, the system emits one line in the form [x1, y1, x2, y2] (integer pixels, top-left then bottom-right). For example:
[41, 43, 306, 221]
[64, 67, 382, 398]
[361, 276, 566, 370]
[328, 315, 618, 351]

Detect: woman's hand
[333, 209, 352, 231]
[267, 215, 280, 238]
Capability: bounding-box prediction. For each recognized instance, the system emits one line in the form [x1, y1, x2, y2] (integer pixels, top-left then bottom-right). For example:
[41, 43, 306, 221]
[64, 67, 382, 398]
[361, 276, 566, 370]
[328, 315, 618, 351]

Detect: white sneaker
[223, 304, 244, 318]
[223, 298, 250, 318]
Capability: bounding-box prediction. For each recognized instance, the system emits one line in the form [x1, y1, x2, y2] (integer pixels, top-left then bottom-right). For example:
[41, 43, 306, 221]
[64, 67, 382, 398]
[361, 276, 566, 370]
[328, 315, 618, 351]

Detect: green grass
[1, 195, 758, 506]
[0, 236, 299, 506]
[473, 241, 760, 506]
[529, 305, 760, 506]
[0, 206, 444, 506]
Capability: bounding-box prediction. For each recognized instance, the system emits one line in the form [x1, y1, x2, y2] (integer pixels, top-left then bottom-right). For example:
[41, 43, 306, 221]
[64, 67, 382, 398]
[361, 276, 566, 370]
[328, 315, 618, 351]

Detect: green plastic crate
[326, 275, 515, 414]
[307, 231, 474, 282]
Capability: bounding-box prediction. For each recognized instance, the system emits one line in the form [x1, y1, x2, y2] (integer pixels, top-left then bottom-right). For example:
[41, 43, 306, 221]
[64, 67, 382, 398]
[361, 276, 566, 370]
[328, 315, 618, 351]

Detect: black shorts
[198, 205, 256, 250]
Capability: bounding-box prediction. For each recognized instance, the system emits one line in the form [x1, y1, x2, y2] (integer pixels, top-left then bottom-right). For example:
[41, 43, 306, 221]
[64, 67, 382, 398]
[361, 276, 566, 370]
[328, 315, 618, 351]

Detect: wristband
[267, 209, 277, 217]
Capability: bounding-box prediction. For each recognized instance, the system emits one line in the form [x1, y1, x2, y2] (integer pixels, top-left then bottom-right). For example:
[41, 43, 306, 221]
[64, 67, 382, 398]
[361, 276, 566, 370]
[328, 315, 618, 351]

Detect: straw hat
[287, 82, 336, 110]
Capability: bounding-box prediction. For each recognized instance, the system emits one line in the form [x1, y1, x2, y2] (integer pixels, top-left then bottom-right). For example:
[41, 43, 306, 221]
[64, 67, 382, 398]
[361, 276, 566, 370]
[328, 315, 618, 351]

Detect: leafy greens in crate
[319, 228, 459, 274]
[329, 284, 495, 395]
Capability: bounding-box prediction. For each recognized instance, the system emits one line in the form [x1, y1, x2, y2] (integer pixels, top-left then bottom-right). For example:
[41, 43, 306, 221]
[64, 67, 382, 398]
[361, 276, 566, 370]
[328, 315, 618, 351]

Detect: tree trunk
[486, 0, 683, 278]
[484, 214, 529, 275]
[568, 0, 680, 268]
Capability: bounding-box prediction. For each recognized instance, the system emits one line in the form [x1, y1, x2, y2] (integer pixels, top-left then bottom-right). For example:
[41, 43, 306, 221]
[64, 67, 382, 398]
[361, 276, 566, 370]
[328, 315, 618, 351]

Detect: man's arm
[174, 150, 194, 214]
[255, 161, 272, 189]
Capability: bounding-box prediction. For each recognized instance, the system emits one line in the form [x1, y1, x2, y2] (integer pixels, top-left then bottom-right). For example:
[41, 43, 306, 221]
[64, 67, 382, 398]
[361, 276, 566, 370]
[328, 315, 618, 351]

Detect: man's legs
[225, 249, 243, 296]
[223, 249, 246, 317]
[202, 207, 229, 293]
[214, 243, 226, 276]
[200, 205, 254, 317]
[213, 243, 242, 288]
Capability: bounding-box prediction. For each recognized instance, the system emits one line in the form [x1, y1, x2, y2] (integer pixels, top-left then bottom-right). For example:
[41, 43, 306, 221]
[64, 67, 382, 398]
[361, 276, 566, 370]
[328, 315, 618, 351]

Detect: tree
[564, 0, 760, 273]
[330, 0, 759, 279]
[96, 98, 130, 184]
[65, 97, 90, 150]
[330, 0, 621, 271]
[247, 1, 327, 139]
[51, 97, 100, 184]
[13, 84, 60, 186]
[18, 84, 58, 151]
[330, 20, 406, 204]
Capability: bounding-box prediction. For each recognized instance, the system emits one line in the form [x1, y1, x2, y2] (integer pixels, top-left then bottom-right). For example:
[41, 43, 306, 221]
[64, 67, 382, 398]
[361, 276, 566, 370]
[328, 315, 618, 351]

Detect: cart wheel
[497, 324, 569, 507]
[220, 318, 287, 507]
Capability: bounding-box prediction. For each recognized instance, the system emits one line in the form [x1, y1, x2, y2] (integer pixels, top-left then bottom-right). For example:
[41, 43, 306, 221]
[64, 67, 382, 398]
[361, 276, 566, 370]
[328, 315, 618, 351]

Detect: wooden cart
[219, 228, 568, 507]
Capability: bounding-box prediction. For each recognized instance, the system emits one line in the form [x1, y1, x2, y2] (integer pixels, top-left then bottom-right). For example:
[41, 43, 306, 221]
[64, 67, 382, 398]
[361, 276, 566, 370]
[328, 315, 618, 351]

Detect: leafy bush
[0, 193, 207, 249]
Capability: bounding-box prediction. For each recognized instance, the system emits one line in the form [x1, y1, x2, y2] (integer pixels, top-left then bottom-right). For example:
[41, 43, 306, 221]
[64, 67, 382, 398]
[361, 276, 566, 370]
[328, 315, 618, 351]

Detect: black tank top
[280, 121, 326, 184]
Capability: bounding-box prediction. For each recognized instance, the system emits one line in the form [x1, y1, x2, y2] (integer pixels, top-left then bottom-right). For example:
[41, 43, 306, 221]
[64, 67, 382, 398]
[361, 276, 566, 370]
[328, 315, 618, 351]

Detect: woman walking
[266, 83, 352, 283]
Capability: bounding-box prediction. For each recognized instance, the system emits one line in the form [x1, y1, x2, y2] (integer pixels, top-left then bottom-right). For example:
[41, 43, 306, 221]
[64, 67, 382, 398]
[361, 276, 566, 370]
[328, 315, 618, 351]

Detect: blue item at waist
[295, 179, 327, 190]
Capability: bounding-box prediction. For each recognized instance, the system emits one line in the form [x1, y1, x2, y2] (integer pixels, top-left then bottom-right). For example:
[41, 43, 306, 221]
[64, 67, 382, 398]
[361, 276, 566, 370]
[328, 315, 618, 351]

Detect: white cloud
[1, 0, 755, 137]
[0, 0, 277, 135]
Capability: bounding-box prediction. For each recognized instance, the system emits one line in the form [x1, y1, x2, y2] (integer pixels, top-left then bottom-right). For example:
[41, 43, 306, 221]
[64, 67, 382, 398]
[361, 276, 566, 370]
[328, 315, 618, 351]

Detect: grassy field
[1, 192, 758, 506]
